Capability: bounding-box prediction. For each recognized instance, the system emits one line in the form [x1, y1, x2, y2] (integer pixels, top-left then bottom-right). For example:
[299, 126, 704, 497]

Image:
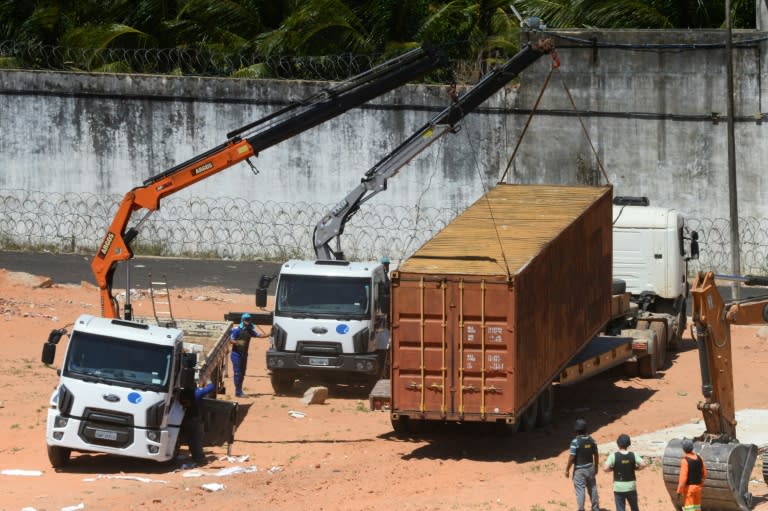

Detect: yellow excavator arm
[662, 270, 768, 511]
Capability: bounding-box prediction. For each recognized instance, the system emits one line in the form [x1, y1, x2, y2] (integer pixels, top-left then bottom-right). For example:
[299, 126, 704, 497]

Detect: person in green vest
[602, 433, 646, 511]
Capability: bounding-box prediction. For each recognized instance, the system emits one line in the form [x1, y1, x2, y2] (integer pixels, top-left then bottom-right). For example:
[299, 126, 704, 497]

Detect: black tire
[649, 321, 668, 369]
[391, 415, 409, 434]
[494, 419, 521, 436]
[612, 279, 627, 295]
[536, 385, 555, 426]
[521, 402, 538, 432]
[762, 450, 767, 484]
[671, 298, 687, 350]
[270, 372, 294, 395]
[637, 353, 657, 379]
[47, 445, 71, 469]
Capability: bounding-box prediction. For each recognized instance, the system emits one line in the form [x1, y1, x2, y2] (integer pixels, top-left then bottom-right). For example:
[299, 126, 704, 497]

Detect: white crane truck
[41, 316, 236, 467]
[262, 40, 558, 394]
[41, 46, 447, 467]
[261, 36, 697, 398]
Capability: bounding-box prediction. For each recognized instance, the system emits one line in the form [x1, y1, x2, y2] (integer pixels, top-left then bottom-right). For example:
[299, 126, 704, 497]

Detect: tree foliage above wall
[0, 0, 759, 76]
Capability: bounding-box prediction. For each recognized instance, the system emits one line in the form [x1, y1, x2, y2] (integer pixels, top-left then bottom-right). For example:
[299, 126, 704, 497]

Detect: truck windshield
[63, 331, 173, 392]
[276, 275, 370, 319]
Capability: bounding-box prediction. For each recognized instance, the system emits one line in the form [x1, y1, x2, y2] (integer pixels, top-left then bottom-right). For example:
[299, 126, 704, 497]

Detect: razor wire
[0, 41, 490, 84]
[0, 190, 457, 263]
[2, 189, 767, 274]
[0, 40, 460, 83]
[0, 40, 385, 80]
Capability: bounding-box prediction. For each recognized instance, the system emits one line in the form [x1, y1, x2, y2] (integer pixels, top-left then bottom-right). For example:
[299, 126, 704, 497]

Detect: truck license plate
[308, 357, 329, 366]
[95, 429, 118, 441]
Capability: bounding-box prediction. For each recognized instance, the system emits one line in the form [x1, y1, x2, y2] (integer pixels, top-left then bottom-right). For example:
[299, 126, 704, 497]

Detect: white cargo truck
[264, 259, 391, 394]
[42, 315, 237, 468]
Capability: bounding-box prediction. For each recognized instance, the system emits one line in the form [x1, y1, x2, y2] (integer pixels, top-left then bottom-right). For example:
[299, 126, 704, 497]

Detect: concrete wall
[515, 30, 768, 226]
[0, 69, 503, 214]
[2, 28, 768, 268]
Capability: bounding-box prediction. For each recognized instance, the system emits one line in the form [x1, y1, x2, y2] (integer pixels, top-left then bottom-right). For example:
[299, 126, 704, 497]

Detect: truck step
[369, 379, 391, 411]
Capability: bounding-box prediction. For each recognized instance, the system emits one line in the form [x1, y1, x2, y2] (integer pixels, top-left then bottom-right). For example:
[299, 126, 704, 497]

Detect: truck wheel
[671, 299, 687, 350]
[494, 419, 521, 436]
[521, 401, 538, 432]
[637, 353, 657, 379]
[391, 415, 409, 434]
[651, 322, 668, 369]
[536, 385, 555, 426]
[47, 445, 71, 469]
[270, 373, 294, 395]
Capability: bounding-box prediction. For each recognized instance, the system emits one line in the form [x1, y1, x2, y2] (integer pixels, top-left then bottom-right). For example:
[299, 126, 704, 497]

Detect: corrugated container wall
[390, 183, 613, 425]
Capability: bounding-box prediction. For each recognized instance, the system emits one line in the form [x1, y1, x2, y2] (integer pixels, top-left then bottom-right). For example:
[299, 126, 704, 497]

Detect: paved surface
[0, 250, 281, 293]
[599, 408, 768, 458]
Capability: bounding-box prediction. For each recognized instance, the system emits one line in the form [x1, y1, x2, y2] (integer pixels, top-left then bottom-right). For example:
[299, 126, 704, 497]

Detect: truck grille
[296, 341, 342, 355]
[78, 407, 134, 448]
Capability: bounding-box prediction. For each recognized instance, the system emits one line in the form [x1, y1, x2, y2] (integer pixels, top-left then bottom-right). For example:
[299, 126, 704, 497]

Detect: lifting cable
[499, 49, 610, 186]
[556, 67, 611, 186]
[398, 78, 461, 260]
[485, 49, 564, 279]
[498, 50, 559, 183]
[485, 48, 614, 280]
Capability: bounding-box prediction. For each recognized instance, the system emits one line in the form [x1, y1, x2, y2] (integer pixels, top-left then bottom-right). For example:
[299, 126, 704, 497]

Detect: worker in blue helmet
[229, 313, 262, 397]
[565, 418, 600, 511]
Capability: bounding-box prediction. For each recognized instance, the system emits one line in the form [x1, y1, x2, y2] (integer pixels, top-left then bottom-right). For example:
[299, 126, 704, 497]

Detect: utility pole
[725, 0, 740, 298]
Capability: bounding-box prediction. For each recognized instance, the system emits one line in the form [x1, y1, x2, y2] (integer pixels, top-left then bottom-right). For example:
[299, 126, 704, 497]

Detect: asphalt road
[3, 250, 767, 305]
[0, 250, 282, 294]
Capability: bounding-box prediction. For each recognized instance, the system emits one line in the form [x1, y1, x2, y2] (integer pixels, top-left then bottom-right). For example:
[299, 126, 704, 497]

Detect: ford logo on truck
[102, 394, 120, 403]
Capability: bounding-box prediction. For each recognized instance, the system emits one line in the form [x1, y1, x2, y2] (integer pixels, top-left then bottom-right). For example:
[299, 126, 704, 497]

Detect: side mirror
[41, 328, 67, 365]
[180, 352, 197, 392]
[255, 288, 268, 308]
[41, 343, 57, 365]
[258, 275, 273, 289]
[689, 231, 700, 261]
[255, 274, 274, 308]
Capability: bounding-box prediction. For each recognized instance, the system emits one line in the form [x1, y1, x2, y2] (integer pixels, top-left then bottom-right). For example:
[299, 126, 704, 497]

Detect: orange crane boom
[91, 47, 446, 318]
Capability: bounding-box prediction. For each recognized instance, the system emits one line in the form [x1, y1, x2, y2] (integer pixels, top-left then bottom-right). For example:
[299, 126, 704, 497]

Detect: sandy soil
[0, 267, 766, 511]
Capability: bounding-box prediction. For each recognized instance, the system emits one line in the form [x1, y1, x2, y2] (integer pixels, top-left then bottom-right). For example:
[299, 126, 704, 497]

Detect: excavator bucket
[662, 438, 758, 511]
[764, 451, 768, 484]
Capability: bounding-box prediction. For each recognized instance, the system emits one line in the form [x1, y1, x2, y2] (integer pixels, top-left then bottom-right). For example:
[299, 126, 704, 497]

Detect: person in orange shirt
[676, 439, 707, 511]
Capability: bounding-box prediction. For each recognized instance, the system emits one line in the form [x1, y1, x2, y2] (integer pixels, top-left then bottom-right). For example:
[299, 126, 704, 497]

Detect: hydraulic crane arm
[93, 46, 447, 319]
[312, 38, 556, 260]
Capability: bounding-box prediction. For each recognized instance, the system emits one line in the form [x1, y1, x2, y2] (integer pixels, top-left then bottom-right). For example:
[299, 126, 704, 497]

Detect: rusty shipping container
[390, 183, 613, 428]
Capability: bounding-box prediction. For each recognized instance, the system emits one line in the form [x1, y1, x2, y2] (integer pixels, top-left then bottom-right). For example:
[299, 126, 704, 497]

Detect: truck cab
[612, 197, 691, 307]
[41, 315, 237, 468]
[43, 315, 187, 467]
[608, 196, 699, 377]
[266, 259, 391, 394]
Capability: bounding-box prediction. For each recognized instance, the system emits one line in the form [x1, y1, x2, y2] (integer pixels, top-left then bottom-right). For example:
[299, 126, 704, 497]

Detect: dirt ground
[1, 267, 766, 511]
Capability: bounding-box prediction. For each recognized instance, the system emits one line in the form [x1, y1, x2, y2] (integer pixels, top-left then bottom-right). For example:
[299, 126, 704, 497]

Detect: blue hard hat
[241, 313, 252, 321]
[380, 256, 391, 264]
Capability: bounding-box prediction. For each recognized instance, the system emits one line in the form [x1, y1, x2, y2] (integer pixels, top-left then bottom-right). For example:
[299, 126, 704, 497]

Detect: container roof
[398, 183, 611, 276]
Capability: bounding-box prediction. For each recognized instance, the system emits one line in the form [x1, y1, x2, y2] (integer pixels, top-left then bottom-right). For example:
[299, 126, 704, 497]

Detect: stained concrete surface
[599, 408, 768, 458]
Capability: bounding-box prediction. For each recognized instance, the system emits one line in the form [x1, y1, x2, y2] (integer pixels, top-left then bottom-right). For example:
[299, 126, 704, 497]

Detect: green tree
[512, 0, 755, 29]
